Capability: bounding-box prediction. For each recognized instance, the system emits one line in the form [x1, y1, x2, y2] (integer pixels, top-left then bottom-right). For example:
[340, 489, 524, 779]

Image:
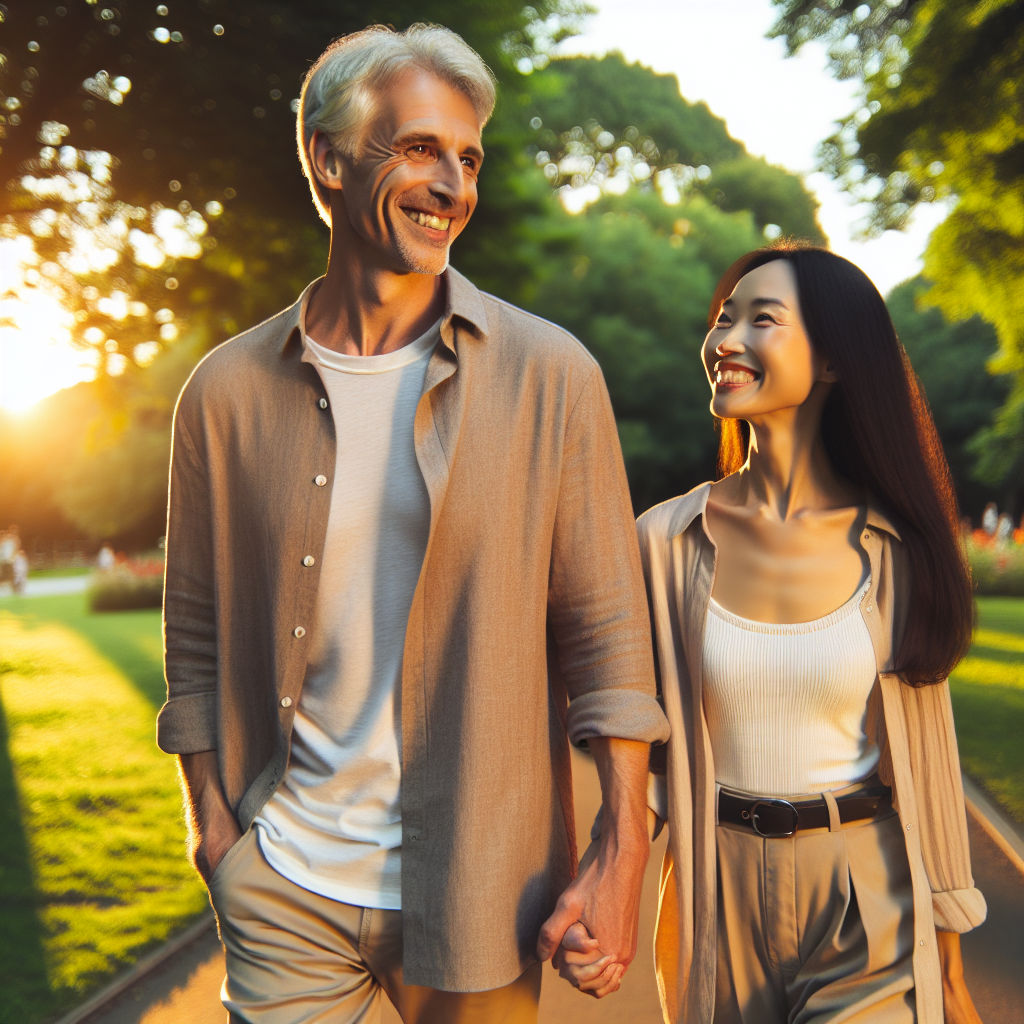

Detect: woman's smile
[715, 361, 761, 389]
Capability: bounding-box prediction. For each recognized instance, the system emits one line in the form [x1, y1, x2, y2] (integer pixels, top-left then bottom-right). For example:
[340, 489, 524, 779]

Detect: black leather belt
[718, 784, 892, 838]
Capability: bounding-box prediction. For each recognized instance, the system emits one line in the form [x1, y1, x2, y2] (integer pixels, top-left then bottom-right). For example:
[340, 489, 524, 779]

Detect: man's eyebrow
[393, 130, 484, 160]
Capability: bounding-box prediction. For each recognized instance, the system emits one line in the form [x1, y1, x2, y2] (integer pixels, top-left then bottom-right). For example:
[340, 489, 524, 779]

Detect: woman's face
[702, 259, 835, 423]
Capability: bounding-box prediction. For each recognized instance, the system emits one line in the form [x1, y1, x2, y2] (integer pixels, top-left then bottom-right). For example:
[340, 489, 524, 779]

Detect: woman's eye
[753, 313, 776, 324]
[716, 316, 731, 328]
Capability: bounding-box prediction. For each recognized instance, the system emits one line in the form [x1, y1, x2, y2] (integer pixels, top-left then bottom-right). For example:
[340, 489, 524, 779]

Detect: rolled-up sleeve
[901, 678, 987, 932]
[157, 392, 218, 754]
[547, 367, 669, 746]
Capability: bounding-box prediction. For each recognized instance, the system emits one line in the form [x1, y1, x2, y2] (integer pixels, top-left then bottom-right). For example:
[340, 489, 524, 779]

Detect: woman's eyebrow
[751, 297, 787, 308]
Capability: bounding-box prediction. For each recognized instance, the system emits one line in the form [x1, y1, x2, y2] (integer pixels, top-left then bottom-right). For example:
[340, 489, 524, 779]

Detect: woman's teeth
[404, 209, 451, 231]
[717, 367, 757, 385]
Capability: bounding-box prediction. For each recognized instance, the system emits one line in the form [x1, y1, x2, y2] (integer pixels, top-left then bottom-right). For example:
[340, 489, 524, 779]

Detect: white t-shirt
[254, 321, 438, 909]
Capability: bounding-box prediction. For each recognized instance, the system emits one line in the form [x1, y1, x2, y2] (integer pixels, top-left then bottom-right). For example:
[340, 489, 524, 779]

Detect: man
[158, 23, 668, 1024]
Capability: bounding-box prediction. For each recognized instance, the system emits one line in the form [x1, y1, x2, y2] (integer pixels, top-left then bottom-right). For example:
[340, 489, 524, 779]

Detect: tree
[525, 54, 826, 242]
[887, 277, 1014, 520]
[769, 0, 1024, 490]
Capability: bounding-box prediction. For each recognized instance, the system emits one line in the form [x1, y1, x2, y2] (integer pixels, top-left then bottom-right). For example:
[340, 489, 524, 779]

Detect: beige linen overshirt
[639, 484, 986, 1024]
[157, 268, 668, 992]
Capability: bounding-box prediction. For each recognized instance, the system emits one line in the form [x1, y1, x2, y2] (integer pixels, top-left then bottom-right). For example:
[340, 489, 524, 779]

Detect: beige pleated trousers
[207, 829, 542, 1024]
[713, 807, 916, 1024]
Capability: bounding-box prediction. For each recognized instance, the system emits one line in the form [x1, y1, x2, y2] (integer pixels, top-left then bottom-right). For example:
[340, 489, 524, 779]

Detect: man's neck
[304, 225, 445, 357]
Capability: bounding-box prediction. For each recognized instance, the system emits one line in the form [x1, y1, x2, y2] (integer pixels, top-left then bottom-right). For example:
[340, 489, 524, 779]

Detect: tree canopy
[526, 53, 826, 242]
[769, 0, 1024, 493]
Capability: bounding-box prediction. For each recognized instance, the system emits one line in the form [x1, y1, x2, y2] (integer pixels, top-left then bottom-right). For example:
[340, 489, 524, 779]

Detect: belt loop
[822, 791, 842, 832]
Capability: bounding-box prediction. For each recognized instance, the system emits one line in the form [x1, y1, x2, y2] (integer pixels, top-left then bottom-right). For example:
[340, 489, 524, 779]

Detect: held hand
[556, 921, 625, 997]
[937, 931, 983, 1024]
[536, 821, 648, 995]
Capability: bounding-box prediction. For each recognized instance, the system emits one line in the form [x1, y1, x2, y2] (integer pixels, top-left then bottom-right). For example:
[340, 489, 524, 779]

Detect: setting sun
[0, 291, 97, 413]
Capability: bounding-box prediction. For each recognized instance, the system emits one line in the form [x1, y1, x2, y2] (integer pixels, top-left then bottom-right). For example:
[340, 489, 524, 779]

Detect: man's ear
[310, 130, 344, 192]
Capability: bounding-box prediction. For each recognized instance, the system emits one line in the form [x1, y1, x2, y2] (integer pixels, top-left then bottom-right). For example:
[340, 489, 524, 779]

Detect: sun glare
[0, 291, 97, 413]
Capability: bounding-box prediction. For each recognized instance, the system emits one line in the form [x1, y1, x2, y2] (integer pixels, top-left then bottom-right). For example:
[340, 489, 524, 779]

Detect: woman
[562, 244, 986, 1022]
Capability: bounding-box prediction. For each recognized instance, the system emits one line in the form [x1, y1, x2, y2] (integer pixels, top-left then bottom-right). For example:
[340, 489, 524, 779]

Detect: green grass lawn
[0, 593, 207, 1024]
[950, 597, 1024, 827]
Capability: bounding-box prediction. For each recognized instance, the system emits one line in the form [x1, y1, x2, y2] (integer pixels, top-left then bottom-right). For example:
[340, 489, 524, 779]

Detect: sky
[557, 0, 947, 297]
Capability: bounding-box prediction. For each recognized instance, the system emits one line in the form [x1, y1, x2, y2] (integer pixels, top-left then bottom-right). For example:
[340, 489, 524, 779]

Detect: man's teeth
[404, 209, 451, 230]
[717, 367, 757, 385]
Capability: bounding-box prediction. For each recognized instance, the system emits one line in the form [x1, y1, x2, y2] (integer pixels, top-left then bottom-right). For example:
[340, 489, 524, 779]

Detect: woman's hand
[937, 931, 982, 1024]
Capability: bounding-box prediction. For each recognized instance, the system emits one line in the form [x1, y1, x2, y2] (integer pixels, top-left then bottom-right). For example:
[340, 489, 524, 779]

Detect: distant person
[0, 526, 17, 586]
[97, 544, 115, 571]
[561, 244, 985, 1024]
[981, 502, 998, 536]
[159, 23, 667, 1024]
[12, 549, 28, 594]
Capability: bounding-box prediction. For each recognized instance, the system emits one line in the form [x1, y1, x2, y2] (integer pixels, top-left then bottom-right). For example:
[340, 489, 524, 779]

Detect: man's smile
[401, 207, 452, 231]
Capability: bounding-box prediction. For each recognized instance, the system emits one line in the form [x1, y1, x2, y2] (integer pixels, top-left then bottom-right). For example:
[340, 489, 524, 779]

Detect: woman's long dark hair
[709, 242, 973, 686]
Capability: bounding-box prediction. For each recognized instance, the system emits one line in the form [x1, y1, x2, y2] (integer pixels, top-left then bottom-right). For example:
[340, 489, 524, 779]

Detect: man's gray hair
[298, 23, 497, 224]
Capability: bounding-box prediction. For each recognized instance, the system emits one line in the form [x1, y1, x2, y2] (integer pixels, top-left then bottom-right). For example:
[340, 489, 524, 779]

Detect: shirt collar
[280, 267, 489, 357]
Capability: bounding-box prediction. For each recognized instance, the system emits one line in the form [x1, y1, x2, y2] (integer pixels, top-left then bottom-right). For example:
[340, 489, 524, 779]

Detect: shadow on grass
[0, 698, 52, 1024]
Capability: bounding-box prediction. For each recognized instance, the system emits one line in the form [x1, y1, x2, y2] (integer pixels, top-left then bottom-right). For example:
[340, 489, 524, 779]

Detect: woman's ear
[310, 130, 344, 192]
[819, 359, 839, 384]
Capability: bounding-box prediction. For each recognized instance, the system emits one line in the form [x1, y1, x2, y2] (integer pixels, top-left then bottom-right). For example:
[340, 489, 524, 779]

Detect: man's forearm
[589, 736, 650, 854]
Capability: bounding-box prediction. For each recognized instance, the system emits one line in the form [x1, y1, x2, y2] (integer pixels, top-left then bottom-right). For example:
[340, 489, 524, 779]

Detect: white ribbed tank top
[702, 577, 879, 797]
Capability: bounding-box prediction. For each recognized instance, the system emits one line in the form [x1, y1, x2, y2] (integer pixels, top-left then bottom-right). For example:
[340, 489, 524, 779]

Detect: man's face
[313, 67, 484, 275]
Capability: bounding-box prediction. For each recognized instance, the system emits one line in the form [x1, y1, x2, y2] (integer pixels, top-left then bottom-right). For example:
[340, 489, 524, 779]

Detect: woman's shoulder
[637, 482, 713, 546]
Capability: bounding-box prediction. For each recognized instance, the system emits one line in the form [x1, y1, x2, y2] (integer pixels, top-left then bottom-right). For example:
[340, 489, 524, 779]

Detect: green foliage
[526, 54, 826, 243]
[887, 277, 1010, 519]
[530, 192, 762, 512]
[528, 52, 744, 166]
[769, 0, 1024, 491]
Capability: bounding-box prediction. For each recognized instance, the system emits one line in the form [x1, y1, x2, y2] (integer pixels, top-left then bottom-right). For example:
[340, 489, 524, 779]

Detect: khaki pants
[714, 807, 916, 1024]
[208, 829, 542, 1024]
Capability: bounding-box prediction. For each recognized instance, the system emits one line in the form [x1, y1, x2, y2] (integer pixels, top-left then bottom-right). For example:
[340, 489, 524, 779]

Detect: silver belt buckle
[751, 798, 799, 838]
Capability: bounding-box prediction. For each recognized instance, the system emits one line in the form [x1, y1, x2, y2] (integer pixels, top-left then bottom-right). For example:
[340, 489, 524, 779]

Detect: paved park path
[85, 749, 1024, 1024]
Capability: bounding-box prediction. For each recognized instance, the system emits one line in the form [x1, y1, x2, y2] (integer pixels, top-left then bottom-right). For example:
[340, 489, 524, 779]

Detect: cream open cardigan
[639, 483, 986, 1024]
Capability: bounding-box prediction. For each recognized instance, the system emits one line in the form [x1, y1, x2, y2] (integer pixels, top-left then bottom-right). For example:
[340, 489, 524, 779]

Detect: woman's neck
[734, 410, 857, 521]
